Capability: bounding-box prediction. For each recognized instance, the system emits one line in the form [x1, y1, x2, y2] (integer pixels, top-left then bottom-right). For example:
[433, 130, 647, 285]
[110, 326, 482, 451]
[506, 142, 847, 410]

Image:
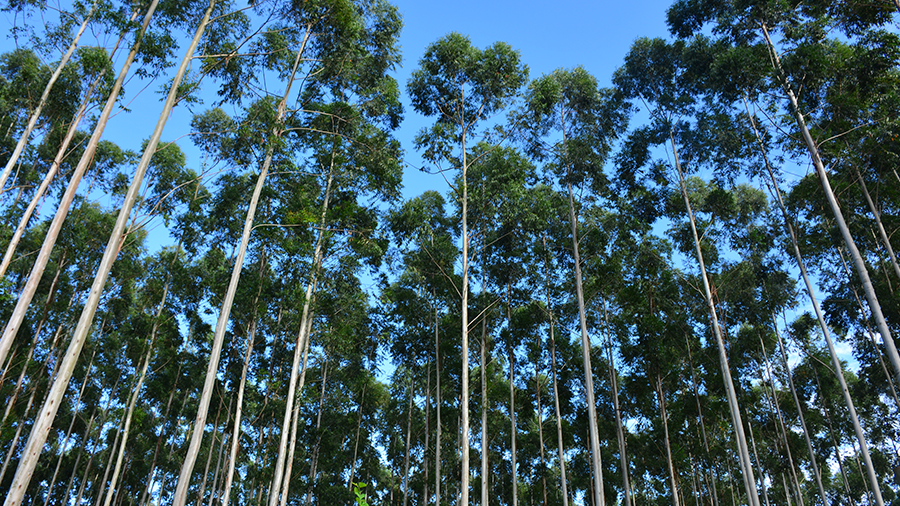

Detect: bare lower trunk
[176, 24, 309, 506]
[480, 314, 489, 506]
[656, 376, 680, 506]
[403, 379, 415, 506]
[566, 179, 605, 506]
[669, 131, 759, 506]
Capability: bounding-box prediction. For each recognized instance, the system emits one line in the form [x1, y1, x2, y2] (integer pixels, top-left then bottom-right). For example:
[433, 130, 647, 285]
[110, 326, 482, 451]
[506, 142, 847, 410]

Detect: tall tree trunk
[0, 0, 100, 195]
[762, 22, 900, 406]
[403, 377, 415, 506]
[424, 364, 431, 506]
[668, 131, 760, 506]
[849, 159, 900, 285]
[601, 299, 631, 506]
[541, 235, 569, 506]
[509, 348, 518, 506]
[460, 113, 472, 506]
[773, 317, 829, 506]
[744, 94, 831, 506]
[0, 0, 159, 370]
[221, 253, 267, 506]
[435, 292, 442, 506]
[744, 82, 885, 505]
[0, 63, 108, 278]
[535, 372, 548, 506]
[565, 177, 605, 506]
[175, 22, 309, 506]
[656, 375, 681, 506]
[43, 348, 96, 505]
[102, 278, 171, 506]
[481, 313, 489, 506]
[269, 142, 334, 506]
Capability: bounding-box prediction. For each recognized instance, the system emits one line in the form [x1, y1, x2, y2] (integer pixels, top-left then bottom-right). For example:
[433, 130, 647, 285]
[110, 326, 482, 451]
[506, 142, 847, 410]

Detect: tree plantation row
[0, 0, 898, 505]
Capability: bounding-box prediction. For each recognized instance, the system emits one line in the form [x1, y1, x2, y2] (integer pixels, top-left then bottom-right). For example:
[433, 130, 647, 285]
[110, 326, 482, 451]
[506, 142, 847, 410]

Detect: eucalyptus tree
[408, 33, 527, 506]
[518, 66, 627, 506]
[615, 37, 764, 506]
[0, 0, 224, 499]
[0, 0, 166, 377]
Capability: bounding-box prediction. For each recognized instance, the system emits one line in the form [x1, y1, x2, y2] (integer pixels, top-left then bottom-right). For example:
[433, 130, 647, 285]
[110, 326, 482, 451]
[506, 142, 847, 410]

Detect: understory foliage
[0, 0, 898, 505]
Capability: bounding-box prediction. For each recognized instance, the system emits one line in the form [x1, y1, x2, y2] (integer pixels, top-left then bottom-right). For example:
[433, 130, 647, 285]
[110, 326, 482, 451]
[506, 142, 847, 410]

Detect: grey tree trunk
[176, 22, 309, 506]
[762, 23, 900, 414]
[0, 0, 159, 382]
[668, 131, 760, 506]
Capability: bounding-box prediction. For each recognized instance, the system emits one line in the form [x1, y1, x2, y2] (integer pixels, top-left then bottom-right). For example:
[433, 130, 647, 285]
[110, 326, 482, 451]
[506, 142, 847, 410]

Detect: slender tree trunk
[536, 372, 548, 506]
[269, 142, 334, 506]
[195, 399, 225, 506]
[0, 0, 99, 195]
[744, 95, 831, 506]
[849, 160, 900, 284]
[403, 378, 415, 506]
[566, 178, 605, 506]
[424, 364, 431, 506]
[460, 115, 472, 506]
[601, 299, 631, 506]
[668, 131, 760, 506]
[509, 348, 518, 506]
[744, 83, 885, 505]
[43, 348, 96, 505]
[221, 253, 267, 506]
[102, 280, 170, 506]
[481, 313, 489, 506]
[762, 23, 900, 405]
[175, 21, 309, 506]
[284, 319, 315, 506]
[541, 235, 569, 506]
[0, 65, 107, 279]
[0, 0, 159, 370]
[435, 293, 442, 506]
[656, 375, 681, 506]
[772, 318, 829, 506]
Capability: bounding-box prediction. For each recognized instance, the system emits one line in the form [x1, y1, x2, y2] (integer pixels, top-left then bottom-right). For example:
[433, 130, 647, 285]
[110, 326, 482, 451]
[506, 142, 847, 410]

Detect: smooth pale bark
[668, 131, 760, 506]
[542, 235, 569, 506]
[301, 359, 326, 506]
[762, 23, 900, 403]
[535, 372, 548, 506]
[460, 113, 472, 506]
[0, 65, 107, 278]
[0, 0, 99, 195]
[435, 295, 442, 506]
[508, 307, 518, 506]
[656, 377, 680, 506]
[268, 149, 332, 506]
[850, 161, 900, 285]
[834, 246, 900, 403]
[0, 0, 159, 385]
[744, 86, 885, 505]
[221, 255, 267, 506]
[758, 356, 803, 506]
[403, 379, 415, 506]
[102, 280, 170, 506]
[744, 95, 830, 506]
[347, 383, 368, 488]
[566, 179, 605, 506]
[176, 23, 308, 506]
[424, 365, 431, 506]
[601, 299, 631, 506]
[42, 348, 96, 506]
[480, 316, 488, 506]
